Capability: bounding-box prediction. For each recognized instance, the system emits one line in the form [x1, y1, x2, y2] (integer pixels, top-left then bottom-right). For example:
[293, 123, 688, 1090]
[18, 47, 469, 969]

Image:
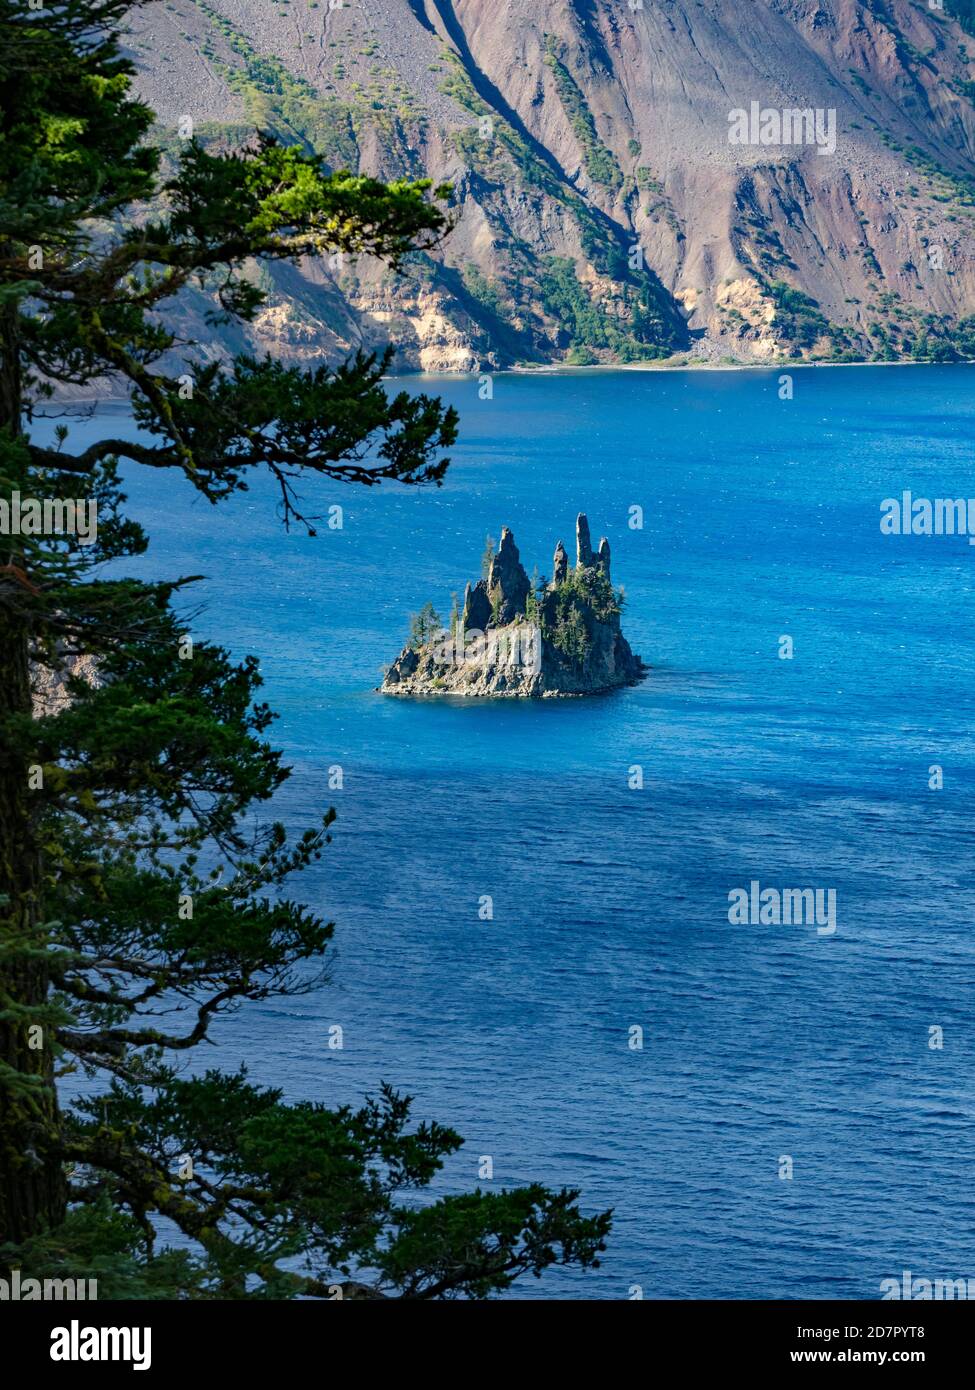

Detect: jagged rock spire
[597, 537, 611, 580]
[552, 540, 568, 587]
[576, 513, 593, 569]
[463, 579, 492, 632]
[488, 527, 530, 625]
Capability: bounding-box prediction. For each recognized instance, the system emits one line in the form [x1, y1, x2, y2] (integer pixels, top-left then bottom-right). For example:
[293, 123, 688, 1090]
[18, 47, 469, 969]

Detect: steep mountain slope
[127, 0, 975, 368]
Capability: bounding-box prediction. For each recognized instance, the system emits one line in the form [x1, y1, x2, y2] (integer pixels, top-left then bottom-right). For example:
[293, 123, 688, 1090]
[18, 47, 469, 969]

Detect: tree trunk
[0, 296, 66, 1251]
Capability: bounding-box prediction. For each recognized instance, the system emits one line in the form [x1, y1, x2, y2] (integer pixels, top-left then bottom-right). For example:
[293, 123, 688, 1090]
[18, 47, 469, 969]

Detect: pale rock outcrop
[575, 513, 594, 570]
[597, 537, 611, 580]
[31, 650, 101, 718]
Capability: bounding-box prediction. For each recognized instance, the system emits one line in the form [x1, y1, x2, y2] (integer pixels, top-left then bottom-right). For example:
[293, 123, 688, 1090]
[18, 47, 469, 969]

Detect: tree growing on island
[525, 565, 545, 624]
[481, 533, 497, 580]
[0, 0, 610, 1296]
[408, 601, 444, 651]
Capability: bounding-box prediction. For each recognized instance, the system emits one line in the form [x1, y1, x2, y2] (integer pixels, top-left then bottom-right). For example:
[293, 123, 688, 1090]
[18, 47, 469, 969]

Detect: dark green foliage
[629, 277, 683, 353]
[538, 257, 620, 353]
[525, 566, 542, 623]
[551, 603, 591, 662]
[877, 128, 975, 208]
[763, 278, 860, 361]
[408, 601, 444, 649]
[561, 566, 621, 623]
[945, 1, 975, 36]
[636, 167, 663, 193]
[538, 257, 673, 362]
[379, 1183, 611, 1299]
[481, 533, 497, 580]
[542, 567, 621, 663]
[767, 280, 834, 351]
[544, 37, 623, 193]
[462, 263, 507, 321]
[905, 313, 975, 361]
[4, 1198, 200, 1299]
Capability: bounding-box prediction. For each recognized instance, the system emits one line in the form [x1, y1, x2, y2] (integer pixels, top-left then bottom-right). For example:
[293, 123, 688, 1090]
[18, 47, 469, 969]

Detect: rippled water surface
[48, 365, 975, 1297]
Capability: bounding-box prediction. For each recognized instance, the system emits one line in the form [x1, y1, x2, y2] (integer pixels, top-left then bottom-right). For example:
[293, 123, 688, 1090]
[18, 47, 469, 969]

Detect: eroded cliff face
[382, 515, 646, 698]
[128, 0, 975, 368]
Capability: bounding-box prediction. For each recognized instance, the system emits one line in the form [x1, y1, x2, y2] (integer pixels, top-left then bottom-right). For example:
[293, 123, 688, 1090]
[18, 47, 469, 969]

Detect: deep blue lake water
[45, 365, 975, 1298]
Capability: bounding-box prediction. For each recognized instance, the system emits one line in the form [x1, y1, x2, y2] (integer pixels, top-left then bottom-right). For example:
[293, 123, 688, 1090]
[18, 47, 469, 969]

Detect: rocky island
[382, 515, 646, 699]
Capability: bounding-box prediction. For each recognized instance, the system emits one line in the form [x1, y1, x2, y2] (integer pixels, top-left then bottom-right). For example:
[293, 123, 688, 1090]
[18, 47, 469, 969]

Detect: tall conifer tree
[0, 0, 609, 1296]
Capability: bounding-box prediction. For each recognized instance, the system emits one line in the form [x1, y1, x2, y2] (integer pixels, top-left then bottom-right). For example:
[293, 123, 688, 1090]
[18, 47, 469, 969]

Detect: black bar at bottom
[4, 1298, 966, 1373]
